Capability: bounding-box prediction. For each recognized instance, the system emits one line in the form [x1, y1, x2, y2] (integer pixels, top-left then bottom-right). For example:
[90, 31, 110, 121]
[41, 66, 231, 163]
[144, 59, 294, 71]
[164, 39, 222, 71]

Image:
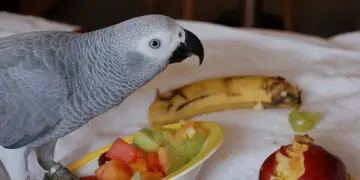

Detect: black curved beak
[169, 29, 204, 65]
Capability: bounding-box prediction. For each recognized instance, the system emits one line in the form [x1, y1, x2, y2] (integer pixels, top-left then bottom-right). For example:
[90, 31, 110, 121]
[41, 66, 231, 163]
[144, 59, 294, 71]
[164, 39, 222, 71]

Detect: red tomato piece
[106, 138, 145, 164]
[95, 160, 132, 180]
[80, 176, 98, 180]
[147, 152, 163, 173]
[98, 151, 111, 166]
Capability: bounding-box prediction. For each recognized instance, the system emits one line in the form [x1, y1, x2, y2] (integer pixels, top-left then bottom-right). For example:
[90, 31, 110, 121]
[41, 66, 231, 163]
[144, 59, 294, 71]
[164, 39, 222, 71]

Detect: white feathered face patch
[111, 14, 203, 81]
[135, 27, 186, 63]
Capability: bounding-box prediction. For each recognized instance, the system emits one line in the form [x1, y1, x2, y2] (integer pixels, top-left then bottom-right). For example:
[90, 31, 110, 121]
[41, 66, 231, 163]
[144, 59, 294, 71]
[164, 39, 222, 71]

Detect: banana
[147, 76, 302, 127]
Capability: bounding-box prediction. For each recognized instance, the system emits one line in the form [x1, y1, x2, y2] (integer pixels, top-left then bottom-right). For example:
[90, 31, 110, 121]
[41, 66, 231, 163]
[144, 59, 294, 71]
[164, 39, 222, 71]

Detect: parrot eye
[149, 39, 161, 49]
[178, 32, 183, 38]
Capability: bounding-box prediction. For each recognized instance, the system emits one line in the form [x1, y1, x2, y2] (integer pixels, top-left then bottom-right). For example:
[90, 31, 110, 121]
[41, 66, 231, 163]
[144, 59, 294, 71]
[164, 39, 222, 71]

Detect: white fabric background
[1, 11, 360, 180]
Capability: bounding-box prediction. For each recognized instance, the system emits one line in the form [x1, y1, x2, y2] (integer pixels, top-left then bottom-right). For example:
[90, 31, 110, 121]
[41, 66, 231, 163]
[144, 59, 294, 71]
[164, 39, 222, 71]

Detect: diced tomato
[146, 152, 163, 173]
[80, 176, 98, 180]
[140, 171, 165, 180]
[98, 152, 111, 166]
[95, 164, 106, 178]
[128, 158, 148, 173]
[106, 138, 145, 164]
[95, 160, 132, 180]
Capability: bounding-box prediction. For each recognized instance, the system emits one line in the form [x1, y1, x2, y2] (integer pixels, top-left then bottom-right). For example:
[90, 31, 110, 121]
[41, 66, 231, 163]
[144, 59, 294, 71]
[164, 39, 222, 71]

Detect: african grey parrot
[0, 14, 204, 180]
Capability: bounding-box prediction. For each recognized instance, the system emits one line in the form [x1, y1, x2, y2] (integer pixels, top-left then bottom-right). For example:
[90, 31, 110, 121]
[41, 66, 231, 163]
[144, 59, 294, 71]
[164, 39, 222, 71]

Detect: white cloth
[0, 11, 79, 36]
[1, 11, 360, 180]
[329, 31, 360, 51]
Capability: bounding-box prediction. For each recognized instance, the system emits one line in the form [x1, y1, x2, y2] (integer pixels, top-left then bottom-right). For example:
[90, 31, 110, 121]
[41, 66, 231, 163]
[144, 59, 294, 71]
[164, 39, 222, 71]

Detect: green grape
[182, 131, 207, 158]
[133, 128, 159, 152]
[167, 156, 188, 175]
[163, 130, 208, 175]
[152, 127, 176, 145]
[167, 131, 207, 159]
[288, 109, 322, 133]
[166, 144, 189, 174]
[167, 138, 186, 156]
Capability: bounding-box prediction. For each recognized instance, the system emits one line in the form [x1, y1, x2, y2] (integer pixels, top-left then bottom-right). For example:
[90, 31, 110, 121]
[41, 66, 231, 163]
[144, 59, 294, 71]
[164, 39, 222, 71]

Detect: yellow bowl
[67, 121, 224, 179]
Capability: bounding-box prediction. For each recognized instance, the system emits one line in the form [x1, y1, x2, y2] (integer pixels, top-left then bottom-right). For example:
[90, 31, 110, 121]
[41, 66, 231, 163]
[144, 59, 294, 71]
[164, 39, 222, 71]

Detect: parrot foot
[43, 163, 79, 180]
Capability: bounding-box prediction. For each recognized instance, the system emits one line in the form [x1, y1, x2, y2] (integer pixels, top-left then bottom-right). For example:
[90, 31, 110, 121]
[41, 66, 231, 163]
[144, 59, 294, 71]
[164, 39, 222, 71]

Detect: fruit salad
[80, 121, 209, 180]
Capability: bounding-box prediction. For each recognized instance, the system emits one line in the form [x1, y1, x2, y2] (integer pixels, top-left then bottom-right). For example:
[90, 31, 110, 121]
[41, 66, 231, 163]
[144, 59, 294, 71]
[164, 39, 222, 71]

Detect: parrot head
[112, 14, 204, 70]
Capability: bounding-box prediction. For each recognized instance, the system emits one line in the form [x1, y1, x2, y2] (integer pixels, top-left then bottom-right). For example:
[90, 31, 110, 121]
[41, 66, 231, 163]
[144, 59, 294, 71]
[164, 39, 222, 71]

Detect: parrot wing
[0, 33, 69, 148]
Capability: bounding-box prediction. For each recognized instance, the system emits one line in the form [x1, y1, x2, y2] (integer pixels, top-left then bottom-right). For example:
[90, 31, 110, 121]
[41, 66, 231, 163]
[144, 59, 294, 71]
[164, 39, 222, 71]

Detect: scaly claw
[43, 163, 79, 180]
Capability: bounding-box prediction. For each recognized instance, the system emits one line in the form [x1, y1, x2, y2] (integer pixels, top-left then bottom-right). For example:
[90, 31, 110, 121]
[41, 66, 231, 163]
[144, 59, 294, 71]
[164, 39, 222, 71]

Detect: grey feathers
[0, 32, 74, 148]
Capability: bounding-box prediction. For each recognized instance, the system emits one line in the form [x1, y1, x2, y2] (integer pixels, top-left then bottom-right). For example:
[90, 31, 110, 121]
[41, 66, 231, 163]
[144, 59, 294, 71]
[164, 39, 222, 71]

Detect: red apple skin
[98, 151, 111, 166]
[80, 176, 98, 180]
[259, 151, 276, 180]
[259, 146, 288, 180]
[299, 144, 347, 180]
[259, 144, 348, 180]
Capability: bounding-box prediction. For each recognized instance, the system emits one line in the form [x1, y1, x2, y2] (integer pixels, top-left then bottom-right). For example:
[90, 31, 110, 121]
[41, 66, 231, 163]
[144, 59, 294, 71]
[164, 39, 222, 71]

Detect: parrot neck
[66, 31, 149, 120]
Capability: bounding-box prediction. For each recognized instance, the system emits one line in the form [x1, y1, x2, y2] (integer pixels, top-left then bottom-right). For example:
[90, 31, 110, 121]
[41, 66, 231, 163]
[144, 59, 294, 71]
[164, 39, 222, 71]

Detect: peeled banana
[148, 76, 302, 127]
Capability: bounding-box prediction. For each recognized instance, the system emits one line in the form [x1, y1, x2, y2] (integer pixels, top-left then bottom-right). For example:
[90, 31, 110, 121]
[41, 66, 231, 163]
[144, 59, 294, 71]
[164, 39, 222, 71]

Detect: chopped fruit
[288, 109, 322, 133]
[157, 147, 169, 173]
[185, 126, 196, 139]
[179, 120, 195, 128]
[183, 131, 207, 157]
[95, 160, 132, 180]
[133, 128, 160, 152]
[167, 131, 207, 159]
[166, 156, 188, 175]
[128, 158, 148, 173]
[174, 127, 187, 139]
[259, 134, 352, 180]
[167, 136, 185, 152]
[153, 127, 176, 143]
[106, 138, 145, 164]
[80, 176, 98, 180]
[194, 127, 209, 136]
[152, 127, 176, 145]
[91, 121, 208, 180]
[146, 152, 163, 173]
[140, 172, 165, 180]
[131, 172, 142, 180]
[174, 126, 196, 139]
[95, 163, 106, 178]
[163, 131, 175, 142]
[98, 152, 111, 166]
